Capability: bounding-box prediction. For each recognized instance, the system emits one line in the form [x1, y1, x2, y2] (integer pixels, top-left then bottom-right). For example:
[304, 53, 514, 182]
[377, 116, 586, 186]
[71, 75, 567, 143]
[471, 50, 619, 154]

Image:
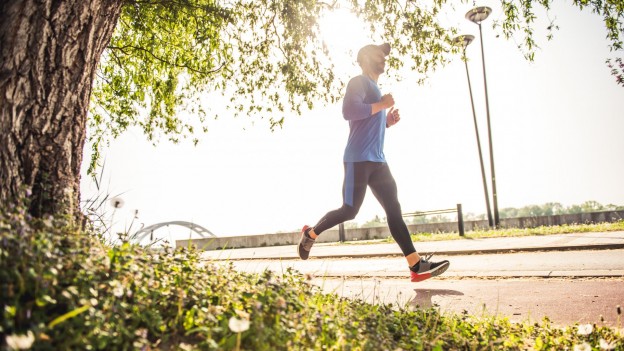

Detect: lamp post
[453, 35, 494, 228]
[466, 6, 500, 227]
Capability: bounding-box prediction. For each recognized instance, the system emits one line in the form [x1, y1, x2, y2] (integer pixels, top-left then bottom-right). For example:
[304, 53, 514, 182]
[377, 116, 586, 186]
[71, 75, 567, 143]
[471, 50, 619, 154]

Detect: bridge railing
[336, 203, 465, 242]
[401, 203, 465, 236]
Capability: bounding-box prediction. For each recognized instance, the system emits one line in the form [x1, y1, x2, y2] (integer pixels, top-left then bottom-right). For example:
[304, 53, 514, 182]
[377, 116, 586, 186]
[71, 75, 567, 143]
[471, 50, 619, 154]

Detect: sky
[80, 1, 624, 242]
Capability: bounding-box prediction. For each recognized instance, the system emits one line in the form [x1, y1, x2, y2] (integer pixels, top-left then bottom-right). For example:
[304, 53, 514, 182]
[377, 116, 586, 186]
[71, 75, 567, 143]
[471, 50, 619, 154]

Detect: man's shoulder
[346, 75, 374, 92]
[348, 75, 368, 85]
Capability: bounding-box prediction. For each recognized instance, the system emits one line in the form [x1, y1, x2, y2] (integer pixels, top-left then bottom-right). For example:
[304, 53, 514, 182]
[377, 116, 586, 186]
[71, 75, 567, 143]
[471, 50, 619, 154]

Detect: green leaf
[48, 304, 90, 329]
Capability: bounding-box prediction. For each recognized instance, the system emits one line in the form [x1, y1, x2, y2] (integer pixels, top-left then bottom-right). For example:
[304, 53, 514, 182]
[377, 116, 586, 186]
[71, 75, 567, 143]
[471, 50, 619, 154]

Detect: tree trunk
[0, 0, 122, 218]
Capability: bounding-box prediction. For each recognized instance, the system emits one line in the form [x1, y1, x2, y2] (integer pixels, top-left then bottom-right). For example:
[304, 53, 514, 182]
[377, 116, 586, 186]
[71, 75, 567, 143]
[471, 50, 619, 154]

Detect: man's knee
[341, 204, 359, 221]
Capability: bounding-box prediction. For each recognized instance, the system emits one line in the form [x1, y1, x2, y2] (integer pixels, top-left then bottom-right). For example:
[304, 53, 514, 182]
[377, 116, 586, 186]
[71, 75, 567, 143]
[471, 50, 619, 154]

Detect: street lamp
[453, 34, 494, 228]
[466, 6, 500, 227]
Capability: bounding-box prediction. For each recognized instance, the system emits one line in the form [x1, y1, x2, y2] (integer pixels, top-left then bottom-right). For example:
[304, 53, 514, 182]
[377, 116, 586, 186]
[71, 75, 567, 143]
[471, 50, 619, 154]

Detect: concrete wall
[176, 210, 624, 251]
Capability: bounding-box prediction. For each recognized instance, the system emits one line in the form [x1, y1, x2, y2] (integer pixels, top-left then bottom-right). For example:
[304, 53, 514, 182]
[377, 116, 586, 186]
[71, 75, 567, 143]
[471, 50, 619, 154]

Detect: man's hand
[386, 107, 400, 127]
[380, 93, 395, 109]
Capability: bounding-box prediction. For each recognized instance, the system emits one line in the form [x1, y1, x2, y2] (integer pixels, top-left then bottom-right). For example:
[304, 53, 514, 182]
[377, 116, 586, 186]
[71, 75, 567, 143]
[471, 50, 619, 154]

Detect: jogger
[298, 42, 449, 282]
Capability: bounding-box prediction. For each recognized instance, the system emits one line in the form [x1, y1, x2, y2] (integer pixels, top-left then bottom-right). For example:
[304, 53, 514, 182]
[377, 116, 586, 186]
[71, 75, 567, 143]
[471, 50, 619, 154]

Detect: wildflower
[135, 328, 148, 339]
[110, 197, 125, 209]
[111, 282, 124, 298]
[276, 296, 287, 309]
[573, 343, 591, 351]
[208, 305, 224, 315]
[179, 342, 193, 351]
[599, 339, 616, 350]
[576, 323, 593, 336]
[229, 316, 250, 333]
[5, 331, 35, 350]
[235, 310, 250, 320]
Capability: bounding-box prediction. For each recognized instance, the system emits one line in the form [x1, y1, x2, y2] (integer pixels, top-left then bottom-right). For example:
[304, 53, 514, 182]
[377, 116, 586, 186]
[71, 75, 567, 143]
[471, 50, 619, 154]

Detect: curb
[208, 243, 624, 261]
[308, 271, 624, 279]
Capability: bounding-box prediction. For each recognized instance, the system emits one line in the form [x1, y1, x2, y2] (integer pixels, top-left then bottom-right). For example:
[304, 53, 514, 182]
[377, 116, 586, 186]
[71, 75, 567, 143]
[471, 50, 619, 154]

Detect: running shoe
[297, 225, 315, 260]
[410, 255, 450, 282]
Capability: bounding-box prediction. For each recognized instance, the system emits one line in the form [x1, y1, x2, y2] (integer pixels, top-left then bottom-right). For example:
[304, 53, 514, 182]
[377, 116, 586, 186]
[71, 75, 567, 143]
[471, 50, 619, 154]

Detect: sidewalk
[200, 231, 624, 261]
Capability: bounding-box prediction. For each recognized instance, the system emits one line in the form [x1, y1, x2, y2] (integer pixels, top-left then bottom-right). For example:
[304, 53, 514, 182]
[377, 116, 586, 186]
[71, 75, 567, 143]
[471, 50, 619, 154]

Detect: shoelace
[424, 251, 437, 262]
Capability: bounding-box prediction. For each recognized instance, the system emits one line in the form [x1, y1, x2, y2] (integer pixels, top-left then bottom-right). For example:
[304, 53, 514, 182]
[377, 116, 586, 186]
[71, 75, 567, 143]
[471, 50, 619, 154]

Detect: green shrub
[1, 203, 622, 350]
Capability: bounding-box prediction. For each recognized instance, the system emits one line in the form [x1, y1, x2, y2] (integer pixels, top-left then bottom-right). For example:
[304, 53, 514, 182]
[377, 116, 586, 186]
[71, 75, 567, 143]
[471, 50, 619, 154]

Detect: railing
[402, 203, 465, 236]
[336, 203, 465, 242]
[132, 221, 216, 245]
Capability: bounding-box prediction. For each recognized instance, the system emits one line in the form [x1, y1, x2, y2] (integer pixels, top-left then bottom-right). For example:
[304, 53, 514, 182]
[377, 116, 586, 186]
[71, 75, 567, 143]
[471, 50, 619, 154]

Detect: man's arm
[342, 78, 394, 121]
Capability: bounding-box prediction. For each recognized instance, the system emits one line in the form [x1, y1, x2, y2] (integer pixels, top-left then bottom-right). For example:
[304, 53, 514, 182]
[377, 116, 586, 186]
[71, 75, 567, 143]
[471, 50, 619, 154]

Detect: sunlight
[317, 7, 372, 71]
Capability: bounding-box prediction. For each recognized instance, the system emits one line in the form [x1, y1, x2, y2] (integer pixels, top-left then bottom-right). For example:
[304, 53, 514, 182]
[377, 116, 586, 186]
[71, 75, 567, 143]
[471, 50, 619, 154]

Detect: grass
[1, 204, 623, 350]
[388, 221, 624, 244]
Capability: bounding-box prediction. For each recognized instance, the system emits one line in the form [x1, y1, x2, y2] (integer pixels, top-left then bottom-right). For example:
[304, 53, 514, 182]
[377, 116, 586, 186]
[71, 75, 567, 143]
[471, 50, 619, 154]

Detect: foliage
[2, 204, 623, 350]
[88, 0, 460, 175]
[607, 57, 624, 87]
[88, 0, 624, 176]
[494, 0, 623, 59]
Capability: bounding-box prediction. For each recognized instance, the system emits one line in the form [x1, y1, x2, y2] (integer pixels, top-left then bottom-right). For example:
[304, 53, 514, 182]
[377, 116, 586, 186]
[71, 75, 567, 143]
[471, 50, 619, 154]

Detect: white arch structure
[133, 221, 216, 243]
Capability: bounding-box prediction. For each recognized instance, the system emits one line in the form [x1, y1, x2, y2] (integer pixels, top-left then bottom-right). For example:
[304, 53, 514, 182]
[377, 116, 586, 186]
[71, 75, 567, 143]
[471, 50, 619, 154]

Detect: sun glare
[317, 8, 371, 70]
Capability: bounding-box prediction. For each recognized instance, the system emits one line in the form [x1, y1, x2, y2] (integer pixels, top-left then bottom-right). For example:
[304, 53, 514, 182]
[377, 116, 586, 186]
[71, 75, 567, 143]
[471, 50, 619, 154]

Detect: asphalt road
[226, 249, 624, 327]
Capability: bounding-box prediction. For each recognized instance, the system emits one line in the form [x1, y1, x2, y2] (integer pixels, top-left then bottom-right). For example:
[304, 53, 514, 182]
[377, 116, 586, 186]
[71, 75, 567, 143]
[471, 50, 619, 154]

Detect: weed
[1, 203, 622, 350]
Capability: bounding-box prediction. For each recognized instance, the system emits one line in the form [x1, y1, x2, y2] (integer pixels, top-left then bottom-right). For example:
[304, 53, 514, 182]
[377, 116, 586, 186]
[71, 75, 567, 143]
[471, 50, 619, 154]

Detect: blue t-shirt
[342, 75, 386, 163]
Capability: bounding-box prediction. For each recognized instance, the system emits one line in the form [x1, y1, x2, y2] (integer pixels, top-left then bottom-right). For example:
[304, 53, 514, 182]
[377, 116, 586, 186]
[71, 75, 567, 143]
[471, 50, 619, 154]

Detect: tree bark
[0, 0, 122, 218]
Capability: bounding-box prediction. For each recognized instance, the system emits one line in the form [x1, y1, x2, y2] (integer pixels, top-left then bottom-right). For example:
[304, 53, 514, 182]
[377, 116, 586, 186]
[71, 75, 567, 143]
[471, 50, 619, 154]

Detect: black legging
[312, 161, 416, 256]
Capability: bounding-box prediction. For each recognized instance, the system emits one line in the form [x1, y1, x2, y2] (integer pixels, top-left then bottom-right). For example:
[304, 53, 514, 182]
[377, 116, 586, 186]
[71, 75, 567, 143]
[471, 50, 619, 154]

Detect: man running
[298, 43, 450, 282]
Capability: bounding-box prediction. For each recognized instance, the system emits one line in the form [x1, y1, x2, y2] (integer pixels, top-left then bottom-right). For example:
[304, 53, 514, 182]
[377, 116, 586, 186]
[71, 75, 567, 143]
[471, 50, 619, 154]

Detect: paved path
[224, 249, 624, 327]
[315, 277, 624, 327]
[201, 231, 624, 260]
[204, 232, 624, 328]
[227, 249, 624, 278]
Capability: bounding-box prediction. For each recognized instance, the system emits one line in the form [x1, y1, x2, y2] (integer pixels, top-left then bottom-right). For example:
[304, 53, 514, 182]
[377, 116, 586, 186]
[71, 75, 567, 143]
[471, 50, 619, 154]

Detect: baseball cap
[356, 43, 391, 64]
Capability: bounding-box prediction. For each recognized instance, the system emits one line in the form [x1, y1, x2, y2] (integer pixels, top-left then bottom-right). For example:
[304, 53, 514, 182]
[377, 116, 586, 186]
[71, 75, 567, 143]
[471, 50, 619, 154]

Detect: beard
[372, 61, 385, 75]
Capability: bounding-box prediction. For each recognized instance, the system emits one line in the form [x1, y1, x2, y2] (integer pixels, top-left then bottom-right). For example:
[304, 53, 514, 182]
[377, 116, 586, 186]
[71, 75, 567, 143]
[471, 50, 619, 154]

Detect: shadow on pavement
[411, 288, 464, 308]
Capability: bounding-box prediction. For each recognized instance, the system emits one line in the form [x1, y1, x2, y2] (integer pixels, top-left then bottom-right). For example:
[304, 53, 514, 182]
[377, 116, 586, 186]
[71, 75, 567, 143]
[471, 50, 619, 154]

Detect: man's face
[363, 48, 386, 75]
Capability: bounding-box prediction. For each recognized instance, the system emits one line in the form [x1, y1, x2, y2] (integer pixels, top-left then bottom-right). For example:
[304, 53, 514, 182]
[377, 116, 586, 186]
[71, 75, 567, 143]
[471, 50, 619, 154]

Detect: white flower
[577, 323, 593, 336]
[111, 282, 124, 298]
[109, 197, 125, 209]
[179, 342, 193, 351]
[573, 342, 592, 351]
[228, 316, 250, 333]
[5, 331, 35, 350]
[599, 338, 617, 350]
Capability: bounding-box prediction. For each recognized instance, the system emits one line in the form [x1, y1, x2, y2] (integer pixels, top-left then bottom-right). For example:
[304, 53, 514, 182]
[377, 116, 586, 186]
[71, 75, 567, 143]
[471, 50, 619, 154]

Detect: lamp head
[465, 6, 492, 24]
[453, 34, 475, 49]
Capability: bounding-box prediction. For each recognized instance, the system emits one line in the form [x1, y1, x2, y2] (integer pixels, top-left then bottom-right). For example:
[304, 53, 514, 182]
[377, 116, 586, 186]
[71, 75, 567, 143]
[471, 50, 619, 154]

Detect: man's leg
[298, 162, 370, 259]
[311, 162, 371, 234]
[368, 163, 417, 258]
[369, 163, 450, 281]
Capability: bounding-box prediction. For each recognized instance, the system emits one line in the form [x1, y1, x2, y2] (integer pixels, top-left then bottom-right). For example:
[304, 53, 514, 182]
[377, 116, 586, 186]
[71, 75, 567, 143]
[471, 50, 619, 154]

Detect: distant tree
[566, 204, 583, 214]
[605, 203, 624, 211]
[406, 215, 428, 225]
[499, 207, 518, 219]
[362, 215, 386, 228]
[518, 205, 543, 217]
[541, 202, 564, 216]
[580, 200, 604, 212]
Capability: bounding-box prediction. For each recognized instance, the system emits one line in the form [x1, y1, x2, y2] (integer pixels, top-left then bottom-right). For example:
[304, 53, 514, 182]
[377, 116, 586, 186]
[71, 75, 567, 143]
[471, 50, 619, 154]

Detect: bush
[1, 203, 622, 350]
